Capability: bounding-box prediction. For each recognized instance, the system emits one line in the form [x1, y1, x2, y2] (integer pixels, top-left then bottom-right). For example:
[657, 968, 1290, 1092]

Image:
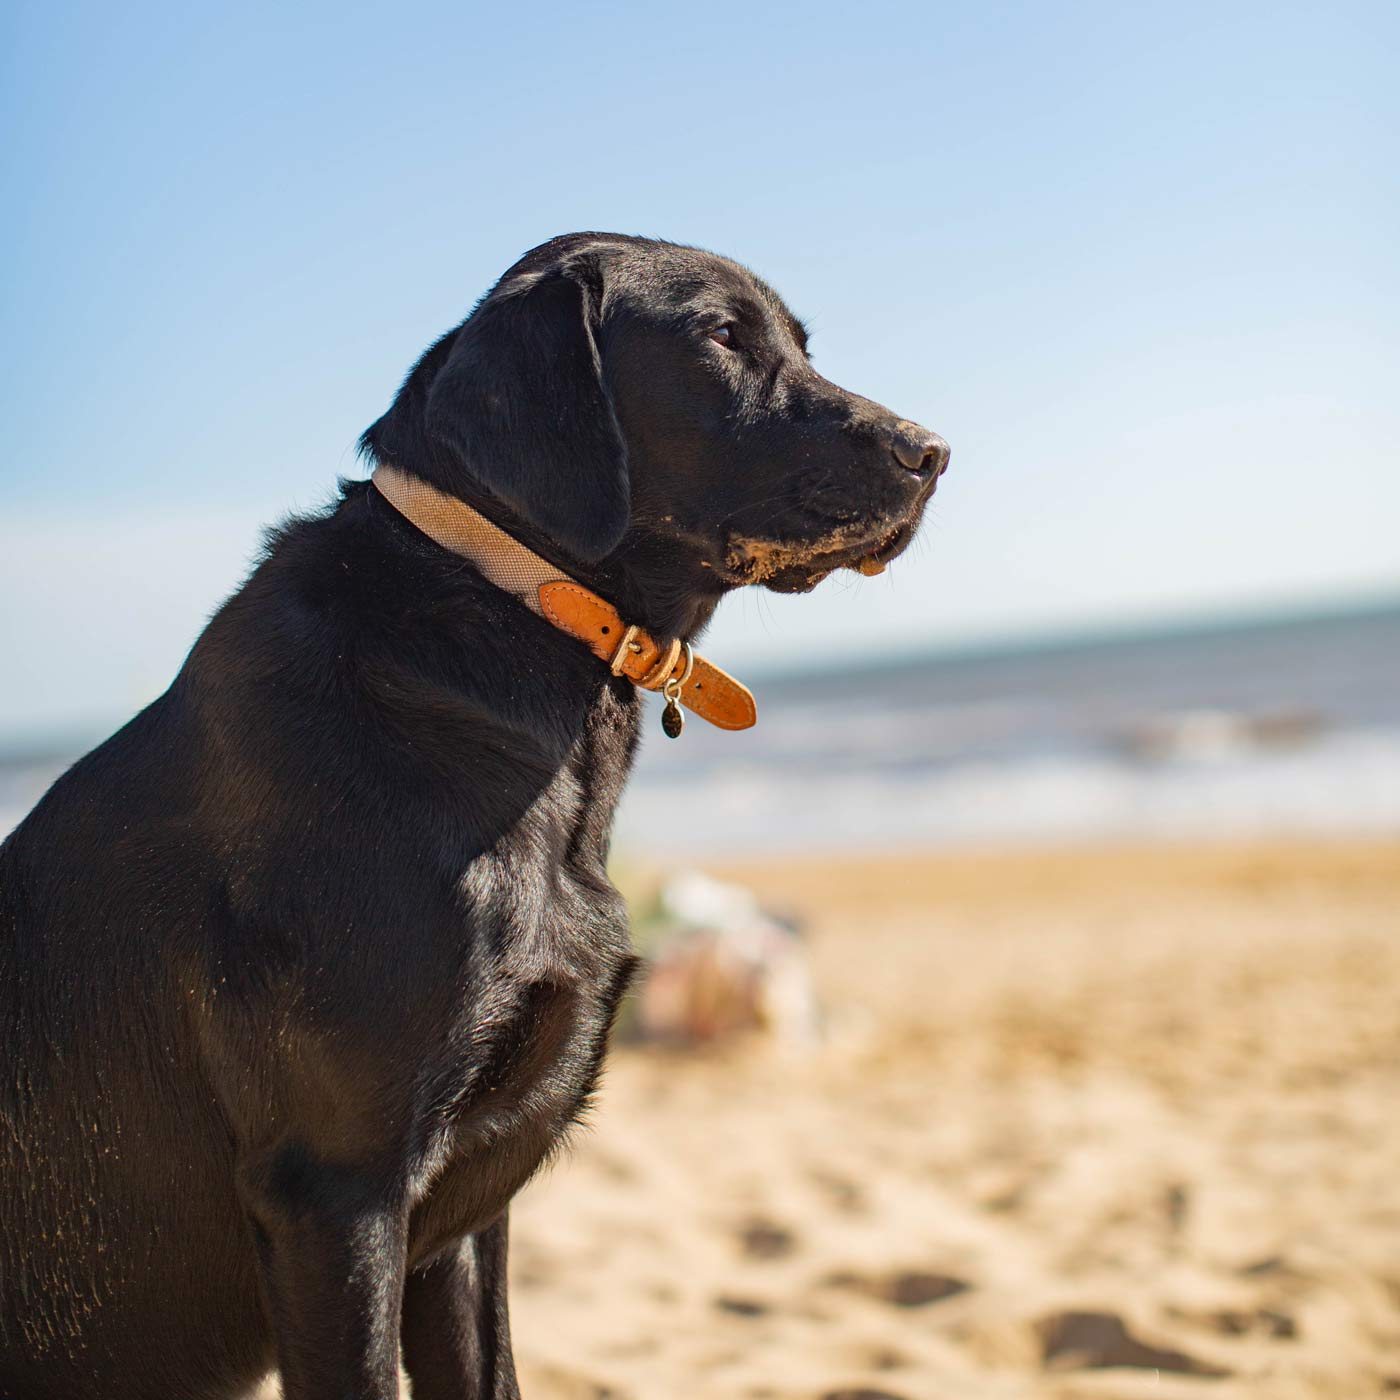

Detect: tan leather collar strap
[370, 465, 756, 733]
[535, 582, 755, 731]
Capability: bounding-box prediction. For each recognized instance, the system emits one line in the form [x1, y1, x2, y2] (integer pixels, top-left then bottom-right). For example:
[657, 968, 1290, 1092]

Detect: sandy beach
[503, 838, 1400, 1399]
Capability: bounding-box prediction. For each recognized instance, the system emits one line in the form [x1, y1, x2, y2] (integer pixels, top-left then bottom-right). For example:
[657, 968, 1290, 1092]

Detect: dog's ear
[420, 254, 628, 562]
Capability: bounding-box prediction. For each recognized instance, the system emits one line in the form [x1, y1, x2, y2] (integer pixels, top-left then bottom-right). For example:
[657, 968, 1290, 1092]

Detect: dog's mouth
[853, 517, 918, 575]
[721, 512, 919, 595]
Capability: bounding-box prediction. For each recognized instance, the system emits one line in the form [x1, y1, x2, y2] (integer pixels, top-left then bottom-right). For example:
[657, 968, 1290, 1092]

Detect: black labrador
[0, 233, 948, 1399]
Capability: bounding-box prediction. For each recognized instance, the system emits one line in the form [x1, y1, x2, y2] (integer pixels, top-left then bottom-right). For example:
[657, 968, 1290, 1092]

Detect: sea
[615, 598, 1400, 856]
[2, 600, 1397, 857]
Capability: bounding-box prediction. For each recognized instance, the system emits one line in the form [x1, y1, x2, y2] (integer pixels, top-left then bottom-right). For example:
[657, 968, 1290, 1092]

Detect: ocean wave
[617, 725, 1400, 855]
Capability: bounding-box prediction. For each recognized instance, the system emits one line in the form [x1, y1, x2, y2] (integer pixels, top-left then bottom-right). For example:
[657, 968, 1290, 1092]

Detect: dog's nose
[890, 422, 950, 478]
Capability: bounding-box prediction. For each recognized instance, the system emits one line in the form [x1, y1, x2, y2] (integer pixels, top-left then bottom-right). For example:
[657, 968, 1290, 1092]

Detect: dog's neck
[370, 465, 756, 734]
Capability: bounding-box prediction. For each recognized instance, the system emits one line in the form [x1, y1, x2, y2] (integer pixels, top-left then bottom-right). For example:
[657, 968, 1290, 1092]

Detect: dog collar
[370, 465, 757, 736]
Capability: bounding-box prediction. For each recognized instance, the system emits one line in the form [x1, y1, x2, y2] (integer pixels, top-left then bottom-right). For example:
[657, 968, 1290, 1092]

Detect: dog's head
[362, 233, 947, 602]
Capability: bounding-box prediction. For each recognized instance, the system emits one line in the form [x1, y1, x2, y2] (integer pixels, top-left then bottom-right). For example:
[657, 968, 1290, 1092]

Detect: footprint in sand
[823, 1269, 971, 1308]
[1036, 1309, 1230, 1377]
[737, 1216, 798, 1260]
[713, 1295, 771, 1317]
[820, 1391, 913, 1400]
[1168, 1303, 1298, 1340]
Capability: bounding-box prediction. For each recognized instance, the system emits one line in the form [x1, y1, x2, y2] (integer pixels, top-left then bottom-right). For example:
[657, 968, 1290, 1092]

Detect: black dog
[0, 233, 947, 1399]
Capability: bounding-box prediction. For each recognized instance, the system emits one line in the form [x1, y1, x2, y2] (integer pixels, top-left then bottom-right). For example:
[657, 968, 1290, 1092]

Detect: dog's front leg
[238, 1148, 408, 1400]
[401, 1213, 520, 1399]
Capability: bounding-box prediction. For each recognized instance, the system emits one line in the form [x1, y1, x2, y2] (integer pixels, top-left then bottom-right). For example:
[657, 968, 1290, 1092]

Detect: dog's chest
[408, 893, 635, 1255]
[408, 705, 639, 1250]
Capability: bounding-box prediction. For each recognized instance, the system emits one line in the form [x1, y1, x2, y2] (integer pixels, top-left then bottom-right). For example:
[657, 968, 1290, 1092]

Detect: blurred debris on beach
[624, 870, 821, 1049]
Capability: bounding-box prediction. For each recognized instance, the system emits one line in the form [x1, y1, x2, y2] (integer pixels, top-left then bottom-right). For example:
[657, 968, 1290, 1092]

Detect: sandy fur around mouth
[725, 522, 896, 584]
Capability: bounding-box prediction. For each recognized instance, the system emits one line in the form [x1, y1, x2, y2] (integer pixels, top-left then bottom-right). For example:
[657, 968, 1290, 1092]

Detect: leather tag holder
[538, 582, 757, 731]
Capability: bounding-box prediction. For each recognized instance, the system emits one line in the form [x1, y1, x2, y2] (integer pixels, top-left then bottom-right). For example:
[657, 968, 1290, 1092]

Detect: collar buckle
[608, 624, 644, 677]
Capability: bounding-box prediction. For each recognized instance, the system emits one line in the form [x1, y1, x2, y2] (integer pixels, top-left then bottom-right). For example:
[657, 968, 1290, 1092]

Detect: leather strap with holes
[538, 582, 756, 730]
[371, 465, 757, 731]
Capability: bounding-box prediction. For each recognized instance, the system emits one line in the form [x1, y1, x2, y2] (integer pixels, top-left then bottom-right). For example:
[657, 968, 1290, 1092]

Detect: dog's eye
[708, 325, 735, 348]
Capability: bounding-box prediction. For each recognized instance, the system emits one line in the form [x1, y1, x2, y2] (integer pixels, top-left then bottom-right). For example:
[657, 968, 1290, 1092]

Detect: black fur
[0, 234, 947, 1399]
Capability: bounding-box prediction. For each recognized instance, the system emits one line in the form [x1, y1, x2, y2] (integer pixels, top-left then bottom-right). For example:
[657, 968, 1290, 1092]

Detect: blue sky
[2, 0, 1397, 739]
